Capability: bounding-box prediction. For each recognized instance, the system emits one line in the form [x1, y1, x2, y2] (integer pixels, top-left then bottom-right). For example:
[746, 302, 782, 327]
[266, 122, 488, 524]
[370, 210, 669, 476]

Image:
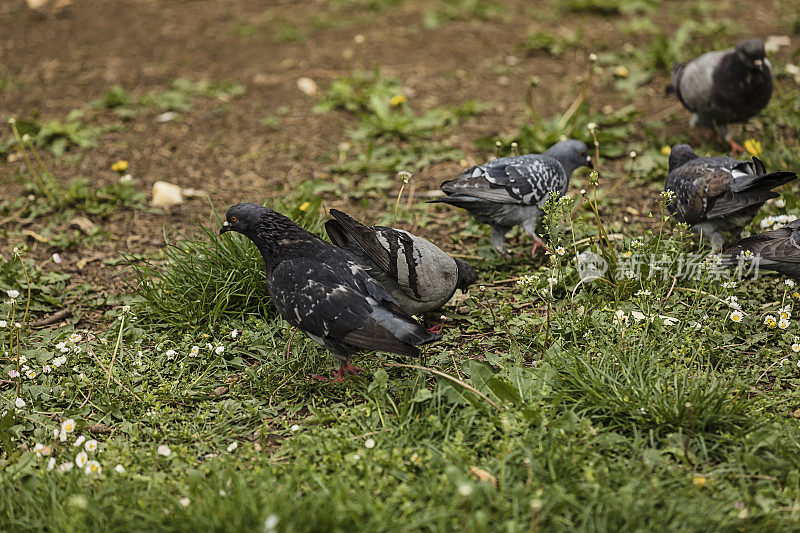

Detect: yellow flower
[390, 94, 407, 107]
[764, 315, 777, 328]
[111, 160, 129, 173]
[614, 65, 629, 78]
[299, 202, 310, 212]
[744, 139, 762, 157]
[692, 475, 707, 488]
[793, 292, 800, 300]
[660, 146, 671, 156]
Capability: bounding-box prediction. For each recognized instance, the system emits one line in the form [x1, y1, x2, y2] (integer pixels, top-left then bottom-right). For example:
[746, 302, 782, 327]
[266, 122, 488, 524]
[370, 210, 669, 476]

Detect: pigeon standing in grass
[429, 139, 592, 259]
[721, 219, 800, 280]
[665, 144, 797, 252]
[668, 39, 773, 153]
[220, 203, 439, 381]
[325, 209, 478, 315]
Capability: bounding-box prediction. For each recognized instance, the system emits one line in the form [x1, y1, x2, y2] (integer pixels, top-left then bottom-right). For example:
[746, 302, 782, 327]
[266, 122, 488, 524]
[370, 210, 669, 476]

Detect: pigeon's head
[545, 140, 593, 175]
[735, 39, 767, 71]
[454, 258, 478, 291]
[220, 202, 266, 236]
[668, 144, 698, 171]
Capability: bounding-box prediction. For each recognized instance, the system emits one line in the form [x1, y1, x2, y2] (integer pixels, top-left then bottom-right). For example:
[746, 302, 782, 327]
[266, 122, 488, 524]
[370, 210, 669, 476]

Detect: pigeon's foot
[313, 360, 364, 382]
[726, 137, 746, 155]
[339, 360, 364, 376]
[530, 235, 552, 257]
[427, 323, 443, 335]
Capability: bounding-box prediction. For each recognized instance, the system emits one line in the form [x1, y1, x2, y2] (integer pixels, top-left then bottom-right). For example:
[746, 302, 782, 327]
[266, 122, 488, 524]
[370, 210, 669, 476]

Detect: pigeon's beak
[586, 156, 594, 169]
[219, 220, 231, 234]
[753, 59, 764, 70]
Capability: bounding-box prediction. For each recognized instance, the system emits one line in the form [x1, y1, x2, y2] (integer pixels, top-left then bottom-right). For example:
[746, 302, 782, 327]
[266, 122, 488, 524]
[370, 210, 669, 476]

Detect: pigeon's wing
[326, 210, 458, 305]
[706, 161, 796, 219]
[267, 258, 374, 340]
[725, 220, 800, 263]
[268, 258, 437, 356]
[440, 155, 566, 207]
[666, 160, 794, 223]
[666, 164, 732, 224]
[673, 50, 728, 115]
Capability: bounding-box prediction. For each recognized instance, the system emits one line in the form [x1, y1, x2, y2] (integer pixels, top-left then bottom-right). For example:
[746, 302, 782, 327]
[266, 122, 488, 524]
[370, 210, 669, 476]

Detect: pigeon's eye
[231, 216, 237, 223]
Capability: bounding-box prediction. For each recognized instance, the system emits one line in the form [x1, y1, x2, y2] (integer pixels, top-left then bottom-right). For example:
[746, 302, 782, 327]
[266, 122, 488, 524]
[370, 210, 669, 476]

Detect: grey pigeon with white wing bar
[429, 139, 592, 259]
[325, 209, 477, 315]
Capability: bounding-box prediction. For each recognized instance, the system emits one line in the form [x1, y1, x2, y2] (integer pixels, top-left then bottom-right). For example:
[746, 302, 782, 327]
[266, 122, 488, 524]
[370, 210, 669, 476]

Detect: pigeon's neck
[249, 212, 322, 273]
[549, 157, 578, 178]
[713, 52, 771, 93]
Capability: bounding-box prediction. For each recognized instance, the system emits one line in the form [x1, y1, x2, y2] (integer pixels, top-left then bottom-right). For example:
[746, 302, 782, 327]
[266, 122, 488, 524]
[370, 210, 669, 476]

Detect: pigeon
[665, 144, 797, 252]
[429, 139, 592, 259]
[721, 219, 800, 280]
[324, 209, 478, 316]
[668, 39, 773, 153]
[219, 203, 440, 381]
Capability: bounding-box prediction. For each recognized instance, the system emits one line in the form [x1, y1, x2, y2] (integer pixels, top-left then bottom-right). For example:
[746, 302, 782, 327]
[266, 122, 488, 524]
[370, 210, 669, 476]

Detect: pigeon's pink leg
[311, 360, 363, 382]
[726, 137, 746, 155]
[530, 235, 552, 257]
[427, 323, 443, 334]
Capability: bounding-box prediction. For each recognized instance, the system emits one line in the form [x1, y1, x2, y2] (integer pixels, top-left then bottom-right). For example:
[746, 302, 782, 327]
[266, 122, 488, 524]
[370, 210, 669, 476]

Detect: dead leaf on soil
[70, 216, 96, 234]
[22, 230, 48, 243]
[469, 466, 498, 486]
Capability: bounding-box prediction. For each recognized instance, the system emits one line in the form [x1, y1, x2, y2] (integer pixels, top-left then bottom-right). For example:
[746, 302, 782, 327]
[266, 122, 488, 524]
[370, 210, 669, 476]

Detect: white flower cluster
[760, 214, 798, 231]
[26, 419, 108, 475]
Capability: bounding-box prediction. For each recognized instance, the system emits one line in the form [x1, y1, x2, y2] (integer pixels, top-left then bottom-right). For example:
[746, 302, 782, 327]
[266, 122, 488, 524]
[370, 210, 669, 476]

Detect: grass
[3, 0, 800, 530]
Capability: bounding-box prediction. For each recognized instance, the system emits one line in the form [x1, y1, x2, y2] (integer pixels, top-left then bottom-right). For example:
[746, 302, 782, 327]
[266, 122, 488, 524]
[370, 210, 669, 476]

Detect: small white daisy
[84, 440, 98, 452]
[157, 445, 171, 457]
[61, 419, 76, 434]
[730, 310, 744, 323]
[364, 438, 376, 449]
[7, 289, 20, 299]
[73, 435, 86, 448]
[226, 442, 238, 453]
[115, 464, 126, 474]
[84, 460, 101, 476]
[14, 397, 26, 409]
[215, 345, 225, 355]
[75, 451, 88, 468]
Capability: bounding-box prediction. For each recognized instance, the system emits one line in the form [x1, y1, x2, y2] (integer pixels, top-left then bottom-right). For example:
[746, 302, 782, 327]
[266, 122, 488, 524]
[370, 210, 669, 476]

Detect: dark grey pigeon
[325, 209, 478, 316]
[665, 144, 796, 252]
[721, 219, 800, 280]
[429, 139, 592, 259]
[668, 39, 773, 153]
[220, 203, 439, 381]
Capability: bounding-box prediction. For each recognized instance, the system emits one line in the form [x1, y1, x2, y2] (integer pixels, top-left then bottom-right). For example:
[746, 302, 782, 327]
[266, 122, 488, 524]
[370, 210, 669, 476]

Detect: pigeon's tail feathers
[667, 62, 685, 95]
[367, 299, 440, 345]
[342, 321, 423, 357]
[343, 301, 440, 357]
[729, 167, 797, 193]
[324, 219, 353, 248]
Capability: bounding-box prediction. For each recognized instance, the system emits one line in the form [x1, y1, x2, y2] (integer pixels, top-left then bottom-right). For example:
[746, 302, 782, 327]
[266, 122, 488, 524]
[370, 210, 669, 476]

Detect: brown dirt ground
[0, 0, 796, 322]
